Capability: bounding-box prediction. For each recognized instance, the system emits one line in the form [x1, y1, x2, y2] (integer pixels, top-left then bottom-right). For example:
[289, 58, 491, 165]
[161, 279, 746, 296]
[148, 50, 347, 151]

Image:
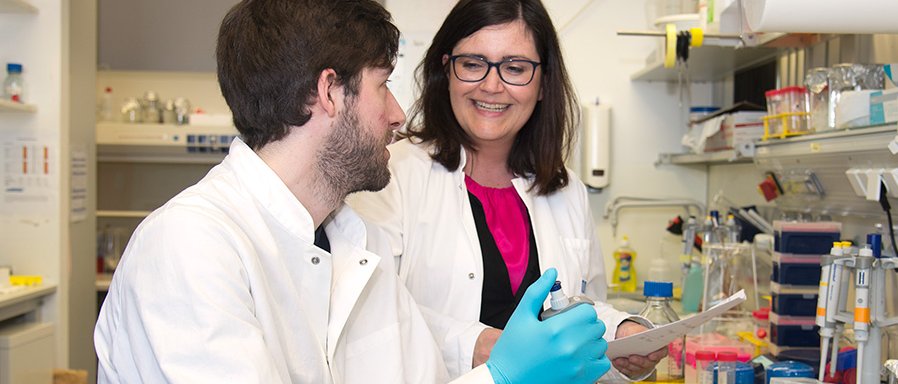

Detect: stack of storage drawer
[768, 221, 842, 357]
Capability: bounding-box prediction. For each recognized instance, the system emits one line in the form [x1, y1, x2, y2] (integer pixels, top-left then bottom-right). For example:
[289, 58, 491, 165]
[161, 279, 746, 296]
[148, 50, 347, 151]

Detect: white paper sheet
[606, 290, 747, 359]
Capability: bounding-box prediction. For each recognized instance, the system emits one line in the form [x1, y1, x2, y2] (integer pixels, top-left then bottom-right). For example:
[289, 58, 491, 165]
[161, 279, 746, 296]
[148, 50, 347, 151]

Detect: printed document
[606, 290, 747, 358]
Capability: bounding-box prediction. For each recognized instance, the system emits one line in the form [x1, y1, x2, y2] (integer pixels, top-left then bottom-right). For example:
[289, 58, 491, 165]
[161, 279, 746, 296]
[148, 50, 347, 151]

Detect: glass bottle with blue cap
[640, 281, 684, 382]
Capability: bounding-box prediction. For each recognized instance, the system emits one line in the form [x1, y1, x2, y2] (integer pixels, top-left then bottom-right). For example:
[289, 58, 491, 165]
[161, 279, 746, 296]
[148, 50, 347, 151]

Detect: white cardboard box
[704, 111, 767, 152]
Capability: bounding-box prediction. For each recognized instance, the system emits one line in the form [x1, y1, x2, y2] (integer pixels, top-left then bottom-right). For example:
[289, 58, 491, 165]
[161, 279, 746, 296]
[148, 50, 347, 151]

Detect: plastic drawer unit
[769, 312, 819, 348]
[771, 292, 818, 317]
[771, 252, 822, 286]
[773, 221, 841, 255]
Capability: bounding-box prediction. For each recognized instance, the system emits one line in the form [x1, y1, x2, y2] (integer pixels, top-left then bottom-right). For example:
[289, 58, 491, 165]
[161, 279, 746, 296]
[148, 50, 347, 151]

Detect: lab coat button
[311, 256, 320, 265]
[468, 273, 475, 279]
[359, 259, 368, 266]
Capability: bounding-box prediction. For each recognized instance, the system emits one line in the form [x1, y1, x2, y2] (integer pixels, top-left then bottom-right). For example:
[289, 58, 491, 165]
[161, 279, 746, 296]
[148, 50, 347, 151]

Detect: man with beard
[94, 0, 612, 383]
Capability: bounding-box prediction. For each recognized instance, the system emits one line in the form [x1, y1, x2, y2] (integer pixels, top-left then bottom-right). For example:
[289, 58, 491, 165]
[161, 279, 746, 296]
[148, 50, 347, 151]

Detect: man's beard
[316, 99, 391, 203]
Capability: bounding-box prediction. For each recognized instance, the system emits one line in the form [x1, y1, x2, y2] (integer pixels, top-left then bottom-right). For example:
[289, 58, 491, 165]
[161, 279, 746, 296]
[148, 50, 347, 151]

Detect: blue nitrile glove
[485, 268, 611, 384]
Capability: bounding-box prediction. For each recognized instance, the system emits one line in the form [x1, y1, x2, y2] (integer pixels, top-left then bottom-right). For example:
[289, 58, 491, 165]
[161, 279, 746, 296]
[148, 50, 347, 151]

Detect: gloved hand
[485, 268, 611, 384]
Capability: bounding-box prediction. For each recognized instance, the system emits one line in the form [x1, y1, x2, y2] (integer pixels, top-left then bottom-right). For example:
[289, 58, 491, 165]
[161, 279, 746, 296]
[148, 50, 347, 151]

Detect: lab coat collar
[453, 144, 537, 209]
[324, 205, 381, 359]
[225, 137, 316, 244]
[227, 138, 383, 361]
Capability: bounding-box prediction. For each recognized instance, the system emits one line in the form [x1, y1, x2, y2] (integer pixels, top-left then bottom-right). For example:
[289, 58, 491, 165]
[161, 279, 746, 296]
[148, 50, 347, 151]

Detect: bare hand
[472, 327, 502, 368]
[612, 321, 667, 379]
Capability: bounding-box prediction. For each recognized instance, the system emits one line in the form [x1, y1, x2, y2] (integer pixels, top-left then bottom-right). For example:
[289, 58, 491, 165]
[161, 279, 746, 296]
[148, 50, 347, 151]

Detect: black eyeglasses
[449, 54, 541, 86]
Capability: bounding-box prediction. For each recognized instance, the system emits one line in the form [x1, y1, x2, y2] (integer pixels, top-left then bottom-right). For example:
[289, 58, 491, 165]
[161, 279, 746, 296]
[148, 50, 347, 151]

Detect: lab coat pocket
[559, 237, 590, 295]
[341, 323, 403, 383]
[345, 322, 401, 359]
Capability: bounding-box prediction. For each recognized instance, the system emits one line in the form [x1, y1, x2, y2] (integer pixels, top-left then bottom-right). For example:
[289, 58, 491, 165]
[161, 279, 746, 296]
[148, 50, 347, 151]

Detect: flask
[538, 281, 594, 320]
[638, 281, 684, 382]
[98, 87, 116, 122]
[3, 63, 25, 103]
[612, 235, 638, 292]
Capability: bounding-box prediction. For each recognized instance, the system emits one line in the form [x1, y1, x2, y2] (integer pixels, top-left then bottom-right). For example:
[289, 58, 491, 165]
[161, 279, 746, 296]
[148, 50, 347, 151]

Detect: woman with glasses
[348, 0, 665, 381]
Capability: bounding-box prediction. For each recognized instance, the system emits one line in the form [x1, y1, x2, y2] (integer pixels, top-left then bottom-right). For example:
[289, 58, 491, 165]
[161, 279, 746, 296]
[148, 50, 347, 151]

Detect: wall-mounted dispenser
[580, 102, 611, 190]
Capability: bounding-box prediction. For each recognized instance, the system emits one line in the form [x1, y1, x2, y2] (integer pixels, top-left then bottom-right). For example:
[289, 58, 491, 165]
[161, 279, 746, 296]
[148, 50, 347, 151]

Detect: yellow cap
[688, 27, 704, 47]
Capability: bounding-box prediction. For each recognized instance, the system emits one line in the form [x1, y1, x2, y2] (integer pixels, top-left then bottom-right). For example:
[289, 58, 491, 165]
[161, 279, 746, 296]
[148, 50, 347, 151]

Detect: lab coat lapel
[325, 209, 381, 360]
[456, 147, 486, 284]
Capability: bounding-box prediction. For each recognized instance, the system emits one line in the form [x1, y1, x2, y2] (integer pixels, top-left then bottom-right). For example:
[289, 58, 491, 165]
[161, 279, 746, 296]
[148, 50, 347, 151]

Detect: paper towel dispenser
[579, 103, 611, 190]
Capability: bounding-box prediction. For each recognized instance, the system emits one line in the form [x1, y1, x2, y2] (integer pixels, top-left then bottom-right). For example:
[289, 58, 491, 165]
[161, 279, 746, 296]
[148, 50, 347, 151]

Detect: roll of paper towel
[742, 0, 898, 34]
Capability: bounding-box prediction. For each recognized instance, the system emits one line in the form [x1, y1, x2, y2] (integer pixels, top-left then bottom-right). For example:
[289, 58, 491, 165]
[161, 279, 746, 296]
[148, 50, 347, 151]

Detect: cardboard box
[870, 87, 898, 125]
[704, 111, 767, 152]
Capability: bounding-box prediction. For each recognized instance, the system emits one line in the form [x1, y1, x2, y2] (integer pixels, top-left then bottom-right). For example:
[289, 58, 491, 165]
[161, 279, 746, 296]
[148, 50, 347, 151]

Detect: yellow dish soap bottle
[612, 236, 638, 292]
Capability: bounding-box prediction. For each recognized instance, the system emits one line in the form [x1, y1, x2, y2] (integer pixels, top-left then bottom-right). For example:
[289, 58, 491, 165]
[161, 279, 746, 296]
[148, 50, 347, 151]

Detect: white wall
[385, 0, 710, 287]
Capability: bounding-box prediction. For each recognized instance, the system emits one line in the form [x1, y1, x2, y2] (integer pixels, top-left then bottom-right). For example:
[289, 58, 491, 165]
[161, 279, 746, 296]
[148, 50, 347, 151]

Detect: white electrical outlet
[846, 168, 868, 197]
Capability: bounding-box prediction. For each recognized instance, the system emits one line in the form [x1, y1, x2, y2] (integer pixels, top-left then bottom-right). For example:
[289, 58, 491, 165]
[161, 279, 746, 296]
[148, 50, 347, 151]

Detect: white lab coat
[348, 139, 648, 382]
[95, 138, 494, 384]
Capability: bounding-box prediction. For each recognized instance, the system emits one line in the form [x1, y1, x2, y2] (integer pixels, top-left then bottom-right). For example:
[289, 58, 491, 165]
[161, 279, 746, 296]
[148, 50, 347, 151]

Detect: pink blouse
[465, 175, 531, 295]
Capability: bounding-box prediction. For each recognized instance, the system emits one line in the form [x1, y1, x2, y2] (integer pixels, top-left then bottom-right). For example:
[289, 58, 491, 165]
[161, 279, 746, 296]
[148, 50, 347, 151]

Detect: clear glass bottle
[142, 90, 162, 124]
[3, 63, 25, 103]
[97, 86, 116, 122]
[639, 281, 684, 382]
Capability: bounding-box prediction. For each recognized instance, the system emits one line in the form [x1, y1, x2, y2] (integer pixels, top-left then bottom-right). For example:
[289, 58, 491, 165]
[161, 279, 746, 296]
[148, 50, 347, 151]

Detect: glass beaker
[805, 67, 830, 132]
[101, 227, 128, 272]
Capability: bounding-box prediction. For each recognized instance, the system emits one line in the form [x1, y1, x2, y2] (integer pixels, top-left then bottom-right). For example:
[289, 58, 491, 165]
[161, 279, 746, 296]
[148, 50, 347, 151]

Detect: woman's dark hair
[408, 0, 579, 195]
[217, 0, 400, 149]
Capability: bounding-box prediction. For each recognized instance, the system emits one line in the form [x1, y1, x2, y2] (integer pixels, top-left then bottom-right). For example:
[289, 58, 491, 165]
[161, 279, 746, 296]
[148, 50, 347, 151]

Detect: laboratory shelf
[631, 45, 778, 82]
[656, 149, 752, 166]
[0, 0, 37, 13]
[96, 210, 151, 218]
[754, 124, 896, 158]
[0, 99, 37, 113]
[657, 123, 898, 165]
[0, 284, 55, 322]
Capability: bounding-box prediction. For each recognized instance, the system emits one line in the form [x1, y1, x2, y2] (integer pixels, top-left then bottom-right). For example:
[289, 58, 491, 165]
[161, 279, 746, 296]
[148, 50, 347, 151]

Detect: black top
[314, 225, 331, 253]
[468, 192, 541, 329]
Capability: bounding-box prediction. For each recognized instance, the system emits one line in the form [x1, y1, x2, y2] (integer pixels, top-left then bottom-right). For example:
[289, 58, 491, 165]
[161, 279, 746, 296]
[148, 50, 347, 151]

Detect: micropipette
[853, 245, 874, 384]
[539, 281, 595, 320]
[816, 242, 841, 381]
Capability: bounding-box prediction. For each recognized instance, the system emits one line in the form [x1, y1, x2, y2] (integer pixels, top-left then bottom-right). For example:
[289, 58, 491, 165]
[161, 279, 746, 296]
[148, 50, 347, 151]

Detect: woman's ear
[316, 68, 340, 118]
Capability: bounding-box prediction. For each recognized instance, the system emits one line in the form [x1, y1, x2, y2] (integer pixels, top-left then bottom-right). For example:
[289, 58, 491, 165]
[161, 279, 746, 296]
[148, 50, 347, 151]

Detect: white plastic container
[0, 322, 54, 384]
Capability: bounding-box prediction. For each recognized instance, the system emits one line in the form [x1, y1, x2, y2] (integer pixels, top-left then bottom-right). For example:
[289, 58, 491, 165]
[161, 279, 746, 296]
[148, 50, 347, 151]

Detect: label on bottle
[618, 252, 632, 281]
[5, 83, 22, 103]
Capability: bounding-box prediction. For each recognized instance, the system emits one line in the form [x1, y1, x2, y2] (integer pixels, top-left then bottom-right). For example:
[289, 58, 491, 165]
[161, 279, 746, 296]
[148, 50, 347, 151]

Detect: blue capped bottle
[639, 281, 684, 382]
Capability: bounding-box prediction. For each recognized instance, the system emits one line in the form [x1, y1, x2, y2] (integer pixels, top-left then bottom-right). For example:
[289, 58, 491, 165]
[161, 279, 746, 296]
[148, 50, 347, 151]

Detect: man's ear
[317, 68, 340, 118]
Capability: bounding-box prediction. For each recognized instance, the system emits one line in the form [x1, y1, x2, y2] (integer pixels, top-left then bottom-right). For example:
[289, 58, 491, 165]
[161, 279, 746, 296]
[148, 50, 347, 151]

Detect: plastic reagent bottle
[716, 351, 737, 384]
[638, 281, 684, 382]
[3, 63, 25, 103]
[695, 350, 716, 384]
[538, 281, 595, 321]
[612, 235, 637, 292]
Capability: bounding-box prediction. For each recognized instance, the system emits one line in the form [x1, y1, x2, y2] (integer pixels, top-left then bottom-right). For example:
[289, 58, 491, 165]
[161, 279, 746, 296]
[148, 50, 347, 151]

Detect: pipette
[828, 241, 853, 377]
[816, 242, 842, 381]
[539, 281, 595, 320]
[853, 245, 874, 384]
